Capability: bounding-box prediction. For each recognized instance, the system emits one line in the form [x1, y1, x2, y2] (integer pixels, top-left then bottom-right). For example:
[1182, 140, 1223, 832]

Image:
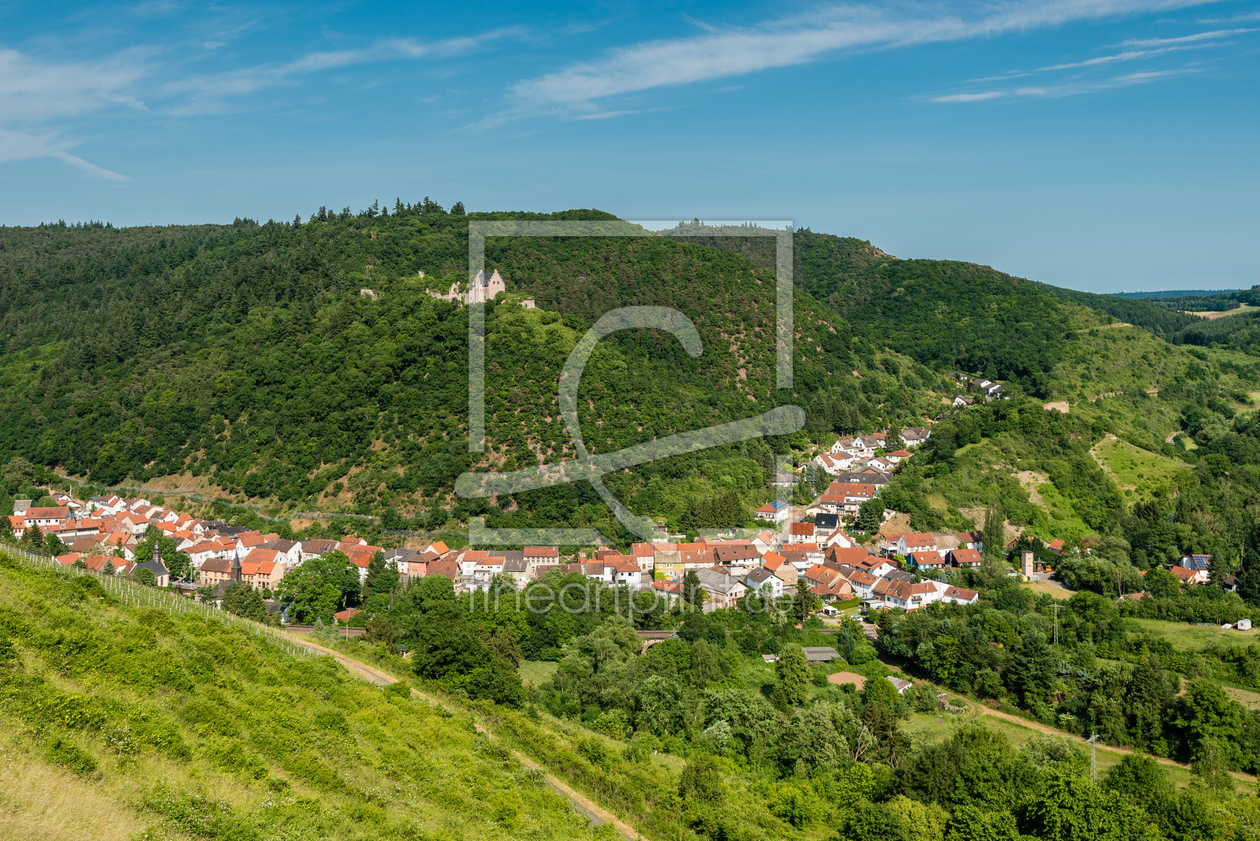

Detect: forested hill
[1034, 283, 1204, 342]
[0, 206, 948, 530]
[0, 207, 1254, 537]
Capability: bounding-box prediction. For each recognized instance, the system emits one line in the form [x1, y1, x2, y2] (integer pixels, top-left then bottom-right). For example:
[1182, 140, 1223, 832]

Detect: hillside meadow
[0, 554, 611, 841]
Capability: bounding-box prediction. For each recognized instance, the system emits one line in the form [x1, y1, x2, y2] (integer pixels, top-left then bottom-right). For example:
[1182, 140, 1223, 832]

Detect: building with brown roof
[949, 548, 983, 568]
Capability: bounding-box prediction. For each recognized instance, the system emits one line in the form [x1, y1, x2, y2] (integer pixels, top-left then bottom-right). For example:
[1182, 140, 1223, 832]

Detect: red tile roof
[911, 551, 944, 567]
[951, 548, 982, 566]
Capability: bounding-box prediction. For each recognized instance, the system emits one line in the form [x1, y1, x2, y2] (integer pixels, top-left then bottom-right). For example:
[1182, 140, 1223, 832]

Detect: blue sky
[1, 0, 1257, 292]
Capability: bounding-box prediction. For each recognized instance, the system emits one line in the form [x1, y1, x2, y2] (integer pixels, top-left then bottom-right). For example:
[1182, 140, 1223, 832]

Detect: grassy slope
[901, 708, 1195, 789]
[910, 298, 1258, 539]
[1128, 617, 1260, 651]
[1090, 437, 1194, 504]
[0, 556, 604, 841]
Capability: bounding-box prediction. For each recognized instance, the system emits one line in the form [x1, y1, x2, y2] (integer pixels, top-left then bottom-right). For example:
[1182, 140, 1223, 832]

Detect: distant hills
[1114, 289, 1247, 299]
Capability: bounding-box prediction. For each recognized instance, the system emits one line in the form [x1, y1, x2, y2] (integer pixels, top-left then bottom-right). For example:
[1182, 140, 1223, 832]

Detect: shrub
[46, 735, 97, 775]
[577, 737, 611, 771]
[679, 754, 725, 805]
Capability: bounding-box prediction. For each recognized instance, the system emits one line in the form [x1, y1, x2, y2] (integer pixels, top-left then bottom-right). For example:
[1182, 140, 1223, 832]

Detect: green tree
[1018, 770, 1141, 841]
[223, 582, 267, 621]
[1176, 679, 1242, 762]
[983, 505, 1005, 559]
[678, 754, 724, 805]
[682, 570, 704, 609]
[857, 497, 883, 533]
[19, 524, 44, 551]
[1190, 738, 1235, 797]
[3, 457, 35, 486]
[465, 661, 525, 707]
[1145, 566, 1181, 598]
[1004, 631, 1056, 708]
[898, 725, 1033, 811]
[771, 780, 824, 828]
[277, 567, 340, 624]
[44, 532, 67, 556]
[945, 805, 1021, 841]
[691, 639, 722, 689]
[1103, 754, 1172, 810]
[883, 795, 946, 841]
[362, 550, 393, 597]
[637, 674, 685, 736]
[791, 581, 817, 624]
[401, 574, 456, 614]
[772, 643, 811, 708]
[283, 551, 361, 611]
[862, 673, 899, 712]
[133, 528, 192, 580]
[411, 602, 491, 680]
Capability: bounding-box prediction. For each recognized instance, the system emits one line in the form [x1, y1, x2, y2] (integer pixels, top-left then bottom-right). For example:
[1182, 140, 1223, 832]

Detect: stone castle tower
[435, 269, 507, 305]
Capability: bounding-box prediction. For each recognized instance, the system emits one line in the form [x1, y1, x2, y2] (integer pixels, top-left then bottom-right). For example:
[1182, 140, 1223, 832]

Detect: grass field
[0, 558, 600, 841]
[1020, 576, 1074, 600]
[902, 707, 1196, 789]
[1090, 436, 1192, 501]
[520, 660, 559, 688]
[1225, 685, 1260, 710]
[1128, 617, 1260, 650]
[1187, 303, 1260, 319]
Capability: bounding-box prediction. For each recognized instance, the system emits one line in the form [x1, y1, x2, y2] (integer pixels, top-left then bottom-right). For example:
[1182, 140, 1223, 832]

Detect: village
[1, 423, 980, 620]
[5, 387, 1226, 627]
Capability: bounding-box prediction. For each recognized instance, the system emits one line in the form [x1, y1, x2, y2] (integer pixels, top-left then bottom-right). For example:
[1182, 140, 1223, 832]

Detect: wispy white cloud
[1196, 10, 1260, 23]
[0, 21, 517, 180]
[1036, 40, 1213, 69]
[936, 22, 1253, 102]
[967, 71, 1034, 82]
[163, 29, 523, 114]
[505, 0, 1224, 114]
[0, 128, 129, 180]
[0, 47, 152, 123]
[932, 67, 1195, 102]
[570, 106, 678, 120]
[1114, 26, 1256, 46]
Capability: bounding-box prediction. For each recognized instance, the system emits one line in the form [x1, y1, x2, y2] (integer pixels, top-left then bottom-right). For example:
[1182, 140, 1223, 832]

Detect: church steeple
[231, 551, 242, 582]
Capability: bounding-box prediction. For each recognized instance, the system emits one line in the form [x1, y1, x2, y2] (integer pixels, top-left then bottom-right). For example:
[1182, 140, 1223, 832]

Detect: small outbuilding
[802, 646, 840, 664]
[886, 676, 913, 695]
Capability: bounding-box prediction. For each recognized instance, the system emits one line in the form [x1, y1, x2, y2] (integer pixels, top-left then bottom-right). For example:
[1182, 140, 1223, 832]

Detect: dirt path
[882, 663, 1254, 782]
[290, 637, 642, 841]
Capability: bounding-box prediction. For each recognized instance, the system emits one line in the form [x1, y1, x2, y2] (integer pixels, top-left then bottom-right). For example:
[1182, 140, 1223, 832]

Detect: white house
[882, 579, 941, 610]
[940, 585, 980, 605]
[754, 500, 791, 523]
[752, 529, 777, 556]
[744, 567, 783, 600]
[901, 428, 931, 447]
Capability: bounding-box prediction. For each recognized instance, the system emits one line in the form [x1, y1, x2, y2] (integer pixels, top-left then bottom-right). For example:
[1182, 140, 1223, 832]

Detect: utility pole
[1053, 603, 1060, 647]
